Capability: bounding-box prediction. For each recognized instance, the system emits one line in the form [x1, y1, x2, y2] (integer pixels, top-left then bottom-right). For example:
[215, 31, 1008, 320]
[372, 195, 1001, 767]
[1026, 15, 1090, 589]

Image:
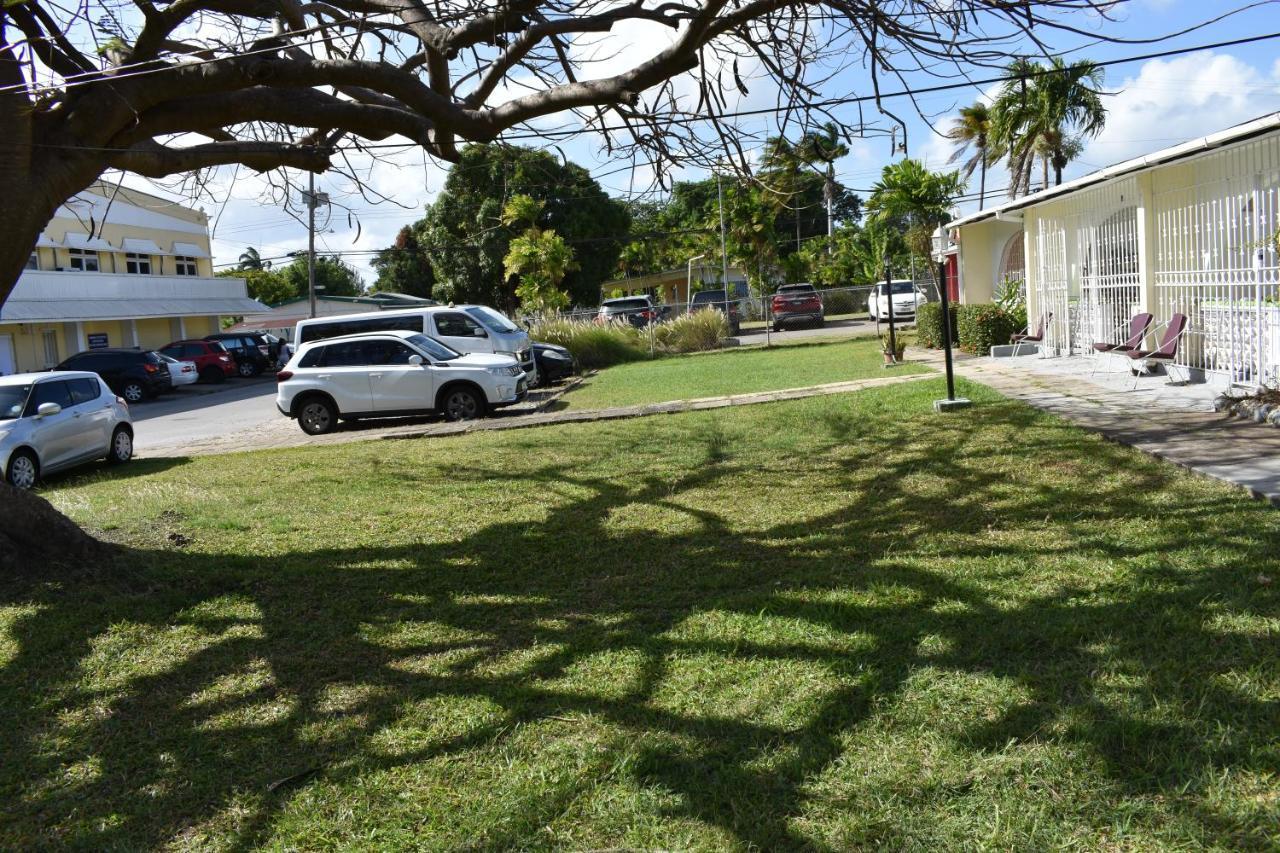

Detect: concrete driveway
[130, 376, 280, 454]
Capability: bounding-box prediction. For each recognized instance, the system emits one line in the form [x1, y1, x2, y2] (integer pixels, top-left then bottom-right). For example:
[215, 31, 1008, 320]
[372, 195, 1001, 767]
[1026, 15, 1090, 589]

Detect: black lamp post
[883, 263, 898, 364]
[931, 225, 971, 412]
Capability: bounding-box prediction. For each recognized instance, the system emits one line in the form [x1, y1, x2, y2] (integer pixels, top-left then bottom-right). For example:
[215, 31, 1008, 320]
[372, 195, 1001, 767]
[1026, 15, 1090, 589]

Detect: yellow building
[1, 183, 266, 375]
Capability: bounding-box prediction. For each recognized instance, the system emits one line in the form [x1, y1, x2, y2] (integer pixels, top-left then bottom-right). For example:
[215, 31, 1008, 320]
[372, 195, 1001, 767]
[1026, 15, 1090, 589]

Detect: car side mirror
[408, 354, 424, 366]
[474, 328, 488, 337]
[36, 402, 62, 417]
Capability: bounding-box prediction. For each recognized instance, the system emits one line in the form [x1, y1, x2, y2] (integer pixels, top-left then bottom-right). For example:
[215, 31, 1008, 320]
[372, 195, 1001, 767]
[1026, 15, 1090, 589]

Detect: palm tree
[991, 58, 1106, 196]
[797, 122, 850, 251]
[237, 247, 263, 270]
[945, 102, 992, 210]
[867, 158, 964, 268]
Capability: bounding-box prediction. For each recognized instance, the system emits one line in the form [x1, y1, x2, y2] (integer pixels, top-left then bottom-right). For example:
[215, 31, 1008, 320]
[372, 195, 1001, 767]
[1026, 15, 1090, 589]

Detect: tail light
[116, 396, 128, 407]
[276, 370, 293, 382]
[144, 363, 159, 373]
[219, 355, 231, 362]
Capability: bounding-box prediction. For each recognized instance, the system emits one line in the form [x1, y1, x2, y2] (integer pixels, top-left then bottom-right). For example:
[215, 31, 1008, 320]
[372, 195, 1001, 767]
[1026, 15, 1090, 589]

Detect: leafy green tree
[280, 254, 364, 298]
[990, 57, 1106, 195]
[796, 122, 851, 249]
[217, 267, 294, 305]
[797, 220, 909, 288]
[420, 144, 629, 308]
[502, 195, 576, 314]
[945, 102, 994, 210]
[372, 225, 435, 298]
[867, 159, 964, 258]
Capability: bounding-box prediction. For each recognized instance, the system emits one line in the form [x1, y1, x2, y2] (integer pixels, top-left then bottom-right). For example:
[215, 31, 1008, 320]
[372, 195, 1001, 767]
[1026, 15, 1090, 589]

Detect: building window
[68, 249, 99, 272]
[175, 255, 198, 276]
[42, 331, 59, 367]
[25, 252, 38, 271]
[125, 252, 152, 275]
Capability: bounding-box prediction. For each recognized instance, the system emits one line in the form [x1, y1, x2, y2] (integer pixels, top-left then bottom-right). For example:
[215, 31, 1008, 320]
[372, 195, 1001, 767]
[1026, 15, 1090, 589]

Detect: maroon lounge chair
[1125, 312, 1189, 389]
[1010, 312, 1052, 351]
[1090, 312, 1153, 376]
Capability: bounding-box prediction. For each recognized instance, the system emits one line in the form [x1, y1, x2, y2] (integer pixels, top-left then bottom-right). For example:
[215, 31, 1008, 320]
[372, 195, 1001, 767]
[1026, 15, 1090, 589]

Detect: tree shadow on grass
[2, 395, 1278, 848]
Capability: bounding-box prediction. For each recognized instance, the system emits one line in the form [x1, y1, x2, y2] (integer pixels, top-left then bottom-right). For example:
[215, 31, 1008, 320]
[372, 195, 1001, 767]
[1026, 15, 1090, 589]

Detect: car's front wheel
[297, 396, 338, 435]
[5, 449, 38, 490]
[107, 427, 133, 465]
[121, 382, 146, 403]
[441, 386, 486, 421]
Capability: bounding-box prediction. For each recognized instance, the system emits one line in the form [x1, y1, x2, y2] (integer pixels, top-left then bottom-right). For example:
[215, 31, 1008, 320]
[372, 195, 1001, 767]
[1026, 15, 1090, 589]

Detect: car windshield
[693, 290, 726, 303]
[604, 298, 649, 311]
[0, 384, 32, 420]
[407, 334, 461, 361]
[464, 306, 519, 334]
[880, 282, 916, 295]
[778, 285, 815, 295]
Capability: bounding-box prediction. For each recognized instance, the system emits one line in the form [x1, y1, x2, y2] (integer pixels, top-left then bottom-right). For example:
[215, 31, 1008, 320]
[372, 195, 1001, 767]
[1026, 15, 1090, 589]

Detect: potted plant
[880, 333, 907, 364]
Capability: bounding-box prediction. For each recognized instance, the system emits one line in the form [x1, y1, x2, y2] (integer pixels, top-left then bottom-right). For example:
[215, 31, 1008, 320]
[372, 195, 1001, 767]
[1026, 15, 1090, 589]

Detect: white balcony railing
[11, 269, 249, 302]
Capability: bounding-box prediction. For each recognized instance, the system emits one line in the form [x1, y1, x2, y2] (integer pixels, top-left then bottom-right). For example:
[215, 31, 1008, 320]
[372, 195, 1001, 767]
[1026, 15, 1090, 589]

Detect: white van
[295, 305, 537, 382]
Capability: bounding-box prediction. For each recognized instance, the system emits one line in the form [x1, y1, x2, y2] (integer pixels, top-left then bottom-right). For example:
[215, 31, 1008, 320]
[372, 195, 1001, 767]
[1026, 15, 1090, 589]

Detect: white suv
[276, 330, 527, 435]
[0, 371, 134, 489]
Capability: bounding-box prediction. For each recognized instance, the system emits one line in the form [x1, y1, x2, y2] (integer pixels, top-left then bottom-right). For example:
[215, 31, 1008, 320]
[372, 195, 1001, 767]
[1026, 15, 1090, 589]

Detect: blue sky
[105, 0, 1280, 282]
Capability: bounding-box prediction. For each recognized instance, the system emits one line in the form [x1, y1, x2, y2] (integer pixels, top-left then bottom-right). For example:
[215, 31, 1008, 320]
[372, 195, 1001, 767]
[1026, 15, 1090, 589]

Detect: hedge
[916, 302, 958, 349]
[955, 304, 1027, 354]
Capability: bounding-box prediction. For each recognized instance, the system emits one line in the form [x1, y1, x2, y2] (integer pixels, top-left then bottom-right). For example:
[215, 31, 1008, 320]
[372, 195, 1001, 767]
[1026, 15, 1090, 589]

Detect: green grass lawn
[561, 335, 923, 409]
[4, 378, 1280, 849]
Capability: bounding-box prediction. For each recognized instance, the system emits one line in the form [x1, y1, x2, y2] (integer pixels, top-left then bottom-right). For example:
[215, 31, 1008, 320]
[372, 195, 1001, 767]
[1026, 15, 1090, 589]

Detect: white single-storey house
[949, 111, 1280, 388]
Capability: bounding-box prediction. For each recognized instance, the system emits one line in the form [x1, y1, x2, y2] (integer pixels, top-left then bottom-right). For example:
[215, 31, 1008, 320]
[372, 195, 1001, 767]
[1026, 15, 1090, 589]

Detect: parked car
[159, 354, 198, 387]
[276, 330, 527, 435]
[690, 288, 743, 335]
[868, 280, 928, 321]
[294, 305, 538, 384]
[55, 349, 172, 402]
[159, 339, 237, 383]
[531, 342, 576, 386]
[598, 296, 661, 328]
[0, 371, 133, 489]
[204, 332, 274, 377]
[771, 283, 825, 330]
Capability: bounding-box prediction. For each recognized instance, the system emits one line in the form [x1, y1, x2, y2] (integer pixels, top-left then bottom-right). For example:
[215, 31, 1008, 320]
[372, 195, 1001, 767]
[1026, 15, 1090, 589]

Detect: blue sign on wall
[87, 333, 109, 349]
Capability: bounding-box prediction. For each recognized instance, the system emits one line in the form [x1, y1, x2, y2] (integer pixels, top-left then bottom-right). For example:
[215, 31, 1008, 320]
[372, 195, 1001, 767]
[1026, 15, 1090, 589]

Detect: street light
[931, 225, 970, 412]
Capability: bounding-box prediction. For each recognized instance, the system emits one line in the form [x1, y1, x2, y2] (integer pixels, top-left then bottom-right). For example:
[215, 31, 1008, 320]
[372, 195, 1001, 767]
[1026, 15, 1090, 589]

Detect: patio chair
[1125, 312, 1190, 390]
[1089, 312, 1153, 377]
[1010, 312, 1052, 355]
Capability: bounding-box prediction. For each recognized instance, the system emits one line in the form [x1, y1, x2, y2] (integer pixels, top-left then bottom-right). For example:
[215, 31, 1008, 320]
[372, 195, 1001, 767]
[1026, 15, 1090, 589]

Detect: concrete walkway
[153, 371, 932, 458]
[909, 349, 1280, 504]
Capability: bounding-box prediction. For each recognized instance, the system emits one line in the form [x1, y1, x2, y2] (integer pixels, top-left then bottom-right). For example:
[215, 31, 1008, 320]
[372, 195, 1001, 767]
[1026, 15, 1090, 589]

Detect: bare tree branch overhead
[0, 0, 1226, 299]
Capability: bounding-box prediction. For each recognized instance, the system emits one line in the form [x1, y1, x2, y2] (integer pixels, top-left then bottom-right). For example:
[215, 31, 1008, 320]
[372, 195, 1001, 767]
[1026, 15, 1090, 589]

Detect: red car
[159, 339, 236, 383]
[771, 283, 825, 330]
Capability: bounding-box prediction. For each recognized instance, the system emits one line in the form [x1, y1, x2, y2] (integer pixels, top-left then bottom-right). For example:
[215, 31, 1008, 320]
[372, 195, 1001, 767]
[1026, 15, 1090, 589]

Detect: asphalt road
[732, 314, 915, 345]
[130, 377, 279, 453]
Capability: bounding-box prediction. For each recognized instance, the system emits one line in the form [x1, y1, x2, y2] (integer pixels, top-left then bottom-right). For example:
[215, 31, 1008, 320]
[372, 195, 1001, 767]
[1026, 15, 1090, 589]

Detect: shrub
[916, 302, 958, 349]
[822, 289, 860, 316]
[653, 309, 730, 353]
[955, 304, 1025, 354]
[527, 317, 646, 369]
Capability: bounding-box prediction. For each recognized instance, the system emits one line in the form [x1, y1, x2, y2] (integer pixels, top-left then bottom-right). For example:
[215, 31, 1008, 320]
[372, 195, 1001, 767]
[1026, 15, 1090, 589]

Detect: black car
[598, 296, 660, 328]
[532, 342, 576, 386]
[203, 333, 273, 377]
[689, 288, 743, 335]
[55, 349, 172, 403]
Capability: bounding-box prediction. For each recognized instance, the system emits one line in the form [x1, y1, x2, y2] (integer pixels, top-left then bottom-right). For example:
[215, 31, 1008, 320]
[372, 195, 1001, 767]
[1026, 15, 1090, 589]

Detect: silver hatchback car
[0, 371, 134, 489]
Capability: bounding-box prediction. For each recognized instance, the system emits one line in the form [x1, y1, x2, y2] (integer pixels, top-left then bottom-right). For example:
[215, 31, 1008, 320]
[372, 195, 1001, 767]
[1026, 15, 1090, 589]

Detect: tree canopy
[372, 226, 436, 298]
[420, 144, 628, 308]
[0, 0, 1148, 304]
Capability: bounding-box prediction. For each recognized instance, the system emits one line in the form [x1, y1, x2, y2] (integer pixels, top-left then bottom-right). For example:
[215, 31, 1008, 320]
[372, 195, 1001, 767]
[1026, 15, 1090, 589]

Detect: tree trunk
[978, 156, 987, 211]
[0, 485, 117, 574]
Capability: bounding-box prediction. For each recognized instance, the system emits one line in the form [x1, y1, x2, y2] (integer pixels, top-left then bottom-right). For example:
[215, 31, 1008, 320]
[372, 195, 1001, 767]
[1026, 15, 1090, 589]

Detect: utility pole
[302, 173, 329, 319]
[717, 172, 729, 293]
[307, 172, 317, 319]
[825, 163, 834, 255]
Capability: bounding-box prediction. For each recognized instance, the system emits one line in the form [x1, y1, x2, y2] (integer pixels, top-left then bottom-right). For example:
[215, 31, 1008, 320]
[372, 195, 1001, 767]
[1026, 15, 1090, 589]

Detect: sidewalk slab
[908, 349, 1280, 505]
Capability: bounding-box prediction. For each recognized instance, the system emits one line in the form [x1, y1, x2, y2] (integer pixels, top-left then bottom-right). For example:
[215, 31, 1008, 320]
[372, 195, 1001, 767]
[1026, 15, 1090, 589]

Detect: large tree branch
[114, 87, 435, 146]
[107, 139, 332, 177]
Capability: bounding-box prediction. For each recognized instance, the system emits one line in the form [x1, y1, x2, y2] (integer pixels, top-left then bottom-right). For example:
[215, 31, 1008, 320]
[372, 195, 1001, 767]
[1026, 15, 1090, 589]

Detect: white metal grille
[1154, 135, 1280, 386]
[1030, 209, 1070, 354]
